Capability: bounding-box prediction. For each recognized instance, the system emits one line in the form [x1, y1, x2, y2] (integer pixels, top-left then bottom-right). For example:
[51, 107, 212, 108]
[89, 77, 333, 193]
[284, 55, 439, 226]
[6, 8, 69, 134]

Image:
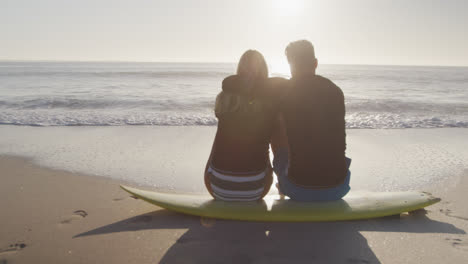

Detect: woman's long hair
[215, 50, 271, 116]
[236, 50, 268, 80]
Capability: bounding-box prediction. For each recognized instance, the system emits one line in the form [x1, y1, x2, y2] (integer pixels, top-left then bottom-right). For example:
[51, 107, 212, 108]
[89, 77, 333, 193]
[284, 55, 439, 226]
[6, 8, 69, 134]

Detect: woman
[204, 50, 286, 201]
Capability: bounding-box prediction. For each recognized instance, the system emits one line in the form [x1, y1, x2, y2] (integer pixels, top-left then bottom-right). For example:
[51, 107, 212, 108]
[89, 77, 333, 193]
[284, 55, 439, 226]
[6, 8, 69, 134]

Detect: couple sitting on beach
[205, 40, 351, 202]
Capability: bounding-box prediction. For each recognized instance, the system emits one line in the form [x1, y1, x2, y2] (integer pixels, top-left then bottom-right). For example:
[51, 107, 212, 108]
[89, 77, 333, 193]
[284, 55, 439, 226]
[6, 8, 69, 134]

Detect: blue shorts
[273, 150, 351, 202]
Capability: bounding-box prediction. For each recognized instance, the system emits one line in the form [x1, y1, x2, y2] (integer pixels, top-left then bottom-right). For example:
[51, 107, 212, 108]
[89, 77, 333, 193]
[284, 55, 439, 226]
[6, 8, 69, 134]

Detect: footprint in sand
[440, 208, 468, 221]
[60, 210, 88, 224]
[446, 238, 468, 252]
[0, 243, 27, 256]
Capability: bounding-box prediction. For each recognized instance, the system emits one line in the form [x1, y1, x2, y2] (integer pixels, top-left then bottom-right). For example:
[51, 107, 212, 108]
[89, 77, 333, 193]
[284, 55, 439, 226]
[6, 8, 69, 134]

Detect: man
[271, 40, 351, 201]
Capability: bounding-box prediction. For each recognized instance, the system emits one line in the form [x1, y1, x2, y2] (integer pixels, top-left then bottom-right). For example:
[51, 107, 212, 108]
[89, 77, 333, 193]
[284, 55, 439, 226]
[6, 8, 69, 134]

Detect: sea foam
[1, 62, 467, 129]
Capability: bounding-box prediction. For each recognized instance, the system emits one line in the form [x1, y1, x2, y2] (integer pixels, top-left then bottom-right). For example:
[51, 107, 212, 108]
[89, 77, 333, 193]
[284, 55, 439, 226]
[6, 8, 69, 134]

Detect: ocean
[1, 61, 467, 129]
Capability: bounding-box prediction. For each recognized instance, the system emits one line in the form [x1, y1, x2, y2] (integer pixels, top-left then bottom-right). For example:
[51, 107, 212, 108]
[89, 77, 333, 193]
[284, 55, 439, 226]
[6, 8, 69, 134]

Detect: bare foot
[0, 243, 26, 256]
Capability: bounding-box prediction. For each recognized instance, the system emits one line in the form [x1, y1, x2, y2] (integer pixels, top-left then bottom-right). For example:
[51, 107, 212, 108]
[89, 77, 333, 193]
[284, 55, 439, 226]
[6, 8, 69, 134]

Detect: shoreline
[1, 126, 467, 193]
[1, 155, 468, 263]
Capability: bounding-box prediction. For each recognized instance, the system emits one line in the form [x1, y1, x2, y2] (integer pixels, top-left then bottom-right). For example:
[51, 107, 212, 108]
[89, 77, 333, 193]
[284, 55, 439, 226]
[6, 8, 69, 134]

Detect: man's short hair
[285, 40, 316, 67]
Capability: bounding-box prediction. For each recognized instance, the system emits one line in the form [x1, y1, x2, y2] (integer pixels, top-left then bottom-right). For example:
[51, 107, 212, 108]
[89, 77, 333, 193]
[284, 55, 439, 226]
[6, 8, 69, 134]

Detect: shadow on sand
[75, 209, 465, 264]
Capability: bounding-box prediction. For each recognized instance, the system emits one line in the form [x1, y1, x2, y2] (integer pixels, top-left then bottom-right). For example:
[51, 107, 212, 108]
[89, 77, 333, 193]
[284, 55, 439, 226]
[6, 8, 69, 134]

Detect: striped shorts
[207, 166, 267, 201]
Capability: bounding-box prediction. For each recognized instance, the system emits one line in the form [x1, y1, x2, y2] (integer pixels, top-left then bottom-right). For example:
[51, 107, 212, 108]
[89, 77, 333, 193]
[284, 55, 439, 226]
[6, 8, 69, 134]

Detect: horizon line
[0, 59, 467, 68]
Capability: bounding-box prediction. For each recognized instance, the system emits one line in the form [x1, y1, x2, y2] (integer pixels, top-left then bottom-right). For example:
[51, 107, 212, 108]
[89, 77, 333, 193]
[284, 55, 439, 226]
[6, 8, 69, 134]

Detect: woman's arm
[270, 113, 289, 156]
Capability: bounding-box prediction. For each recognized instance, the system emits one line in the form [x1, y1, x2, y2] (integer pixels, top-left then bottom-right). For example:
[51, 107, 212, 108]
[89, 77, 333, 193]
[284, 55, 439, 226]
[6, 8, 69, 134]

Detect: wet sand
[0, 126, 467, 192]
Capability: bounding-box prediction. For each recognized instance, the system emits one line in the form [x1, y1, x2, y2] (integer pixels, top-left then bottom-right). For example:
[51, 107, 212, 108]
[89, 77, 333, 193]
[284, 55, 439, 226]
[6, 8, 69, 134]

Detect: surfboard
[120, 185, 440, 222]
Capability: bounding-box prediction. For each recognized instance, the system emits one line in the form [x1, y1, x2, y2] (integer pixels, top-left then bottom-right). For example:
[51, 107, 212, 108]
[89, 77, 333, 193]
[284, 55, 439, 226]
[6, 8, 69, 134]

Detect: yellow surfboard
[120, 185, 440, 222]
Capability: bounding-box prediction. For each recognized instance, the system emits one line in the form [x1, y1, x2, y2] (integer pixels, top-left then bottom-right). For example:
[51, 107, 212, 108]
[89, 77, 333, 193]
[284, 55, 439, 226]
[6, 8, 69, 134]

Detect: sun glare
[270, 60, 291, 77]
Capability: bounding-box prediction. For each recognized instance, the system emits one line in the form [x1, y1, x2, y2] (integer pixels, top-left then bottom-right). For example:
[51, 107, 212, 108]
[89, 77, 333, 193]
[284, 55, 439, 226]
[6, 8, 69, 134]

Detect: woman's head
[214, 50, 271, 117]
[236, 50, 268, 80]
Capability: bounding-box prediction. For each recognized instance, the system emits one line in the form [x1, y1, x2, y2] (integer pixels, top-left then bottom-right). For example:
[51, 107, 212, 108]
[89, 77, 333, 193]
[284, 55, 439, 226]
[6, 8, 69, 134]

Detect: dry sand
[1, 155, 468, 264]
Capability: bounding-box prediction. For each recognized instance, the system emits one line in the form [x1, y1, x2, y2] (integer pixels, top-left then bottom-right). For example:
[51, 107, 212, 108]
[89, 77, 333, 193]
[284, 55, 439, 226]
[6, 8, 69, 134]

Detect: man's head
[285, 40, 318, 77]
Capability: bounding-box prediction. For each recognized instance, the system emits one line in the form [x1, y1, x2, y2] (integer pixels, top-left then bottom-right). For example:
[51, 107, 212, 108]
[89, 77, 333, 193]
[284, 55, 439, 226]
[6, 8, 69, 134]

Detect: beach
[1, 126, 468, 263]
[1, 61, 467, 263]
[2, 0, 468, 262]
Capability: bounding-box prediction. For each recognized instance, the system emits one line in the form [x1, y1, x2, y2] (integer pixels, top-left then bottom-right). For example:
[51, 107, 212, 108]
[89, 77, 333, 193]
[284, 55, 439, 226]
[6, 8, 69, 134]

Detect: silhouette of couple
[205, 40, 350, 202]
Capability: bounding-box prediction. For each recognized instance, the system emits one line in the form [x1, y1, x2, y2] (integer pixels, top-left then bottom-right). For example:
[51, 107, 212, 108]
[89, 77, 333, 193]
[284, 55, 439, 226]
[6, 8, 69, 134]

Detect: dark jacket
[209, 75, 287, 173]
[281, 74, 347, 188]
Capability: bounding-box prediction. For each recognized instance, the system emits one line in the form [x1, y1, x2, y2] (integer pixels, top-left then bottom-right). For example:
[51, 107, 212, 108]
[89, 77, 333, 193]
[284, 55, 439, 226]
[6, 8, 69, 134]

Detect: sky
[1, 0, 468, 66]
